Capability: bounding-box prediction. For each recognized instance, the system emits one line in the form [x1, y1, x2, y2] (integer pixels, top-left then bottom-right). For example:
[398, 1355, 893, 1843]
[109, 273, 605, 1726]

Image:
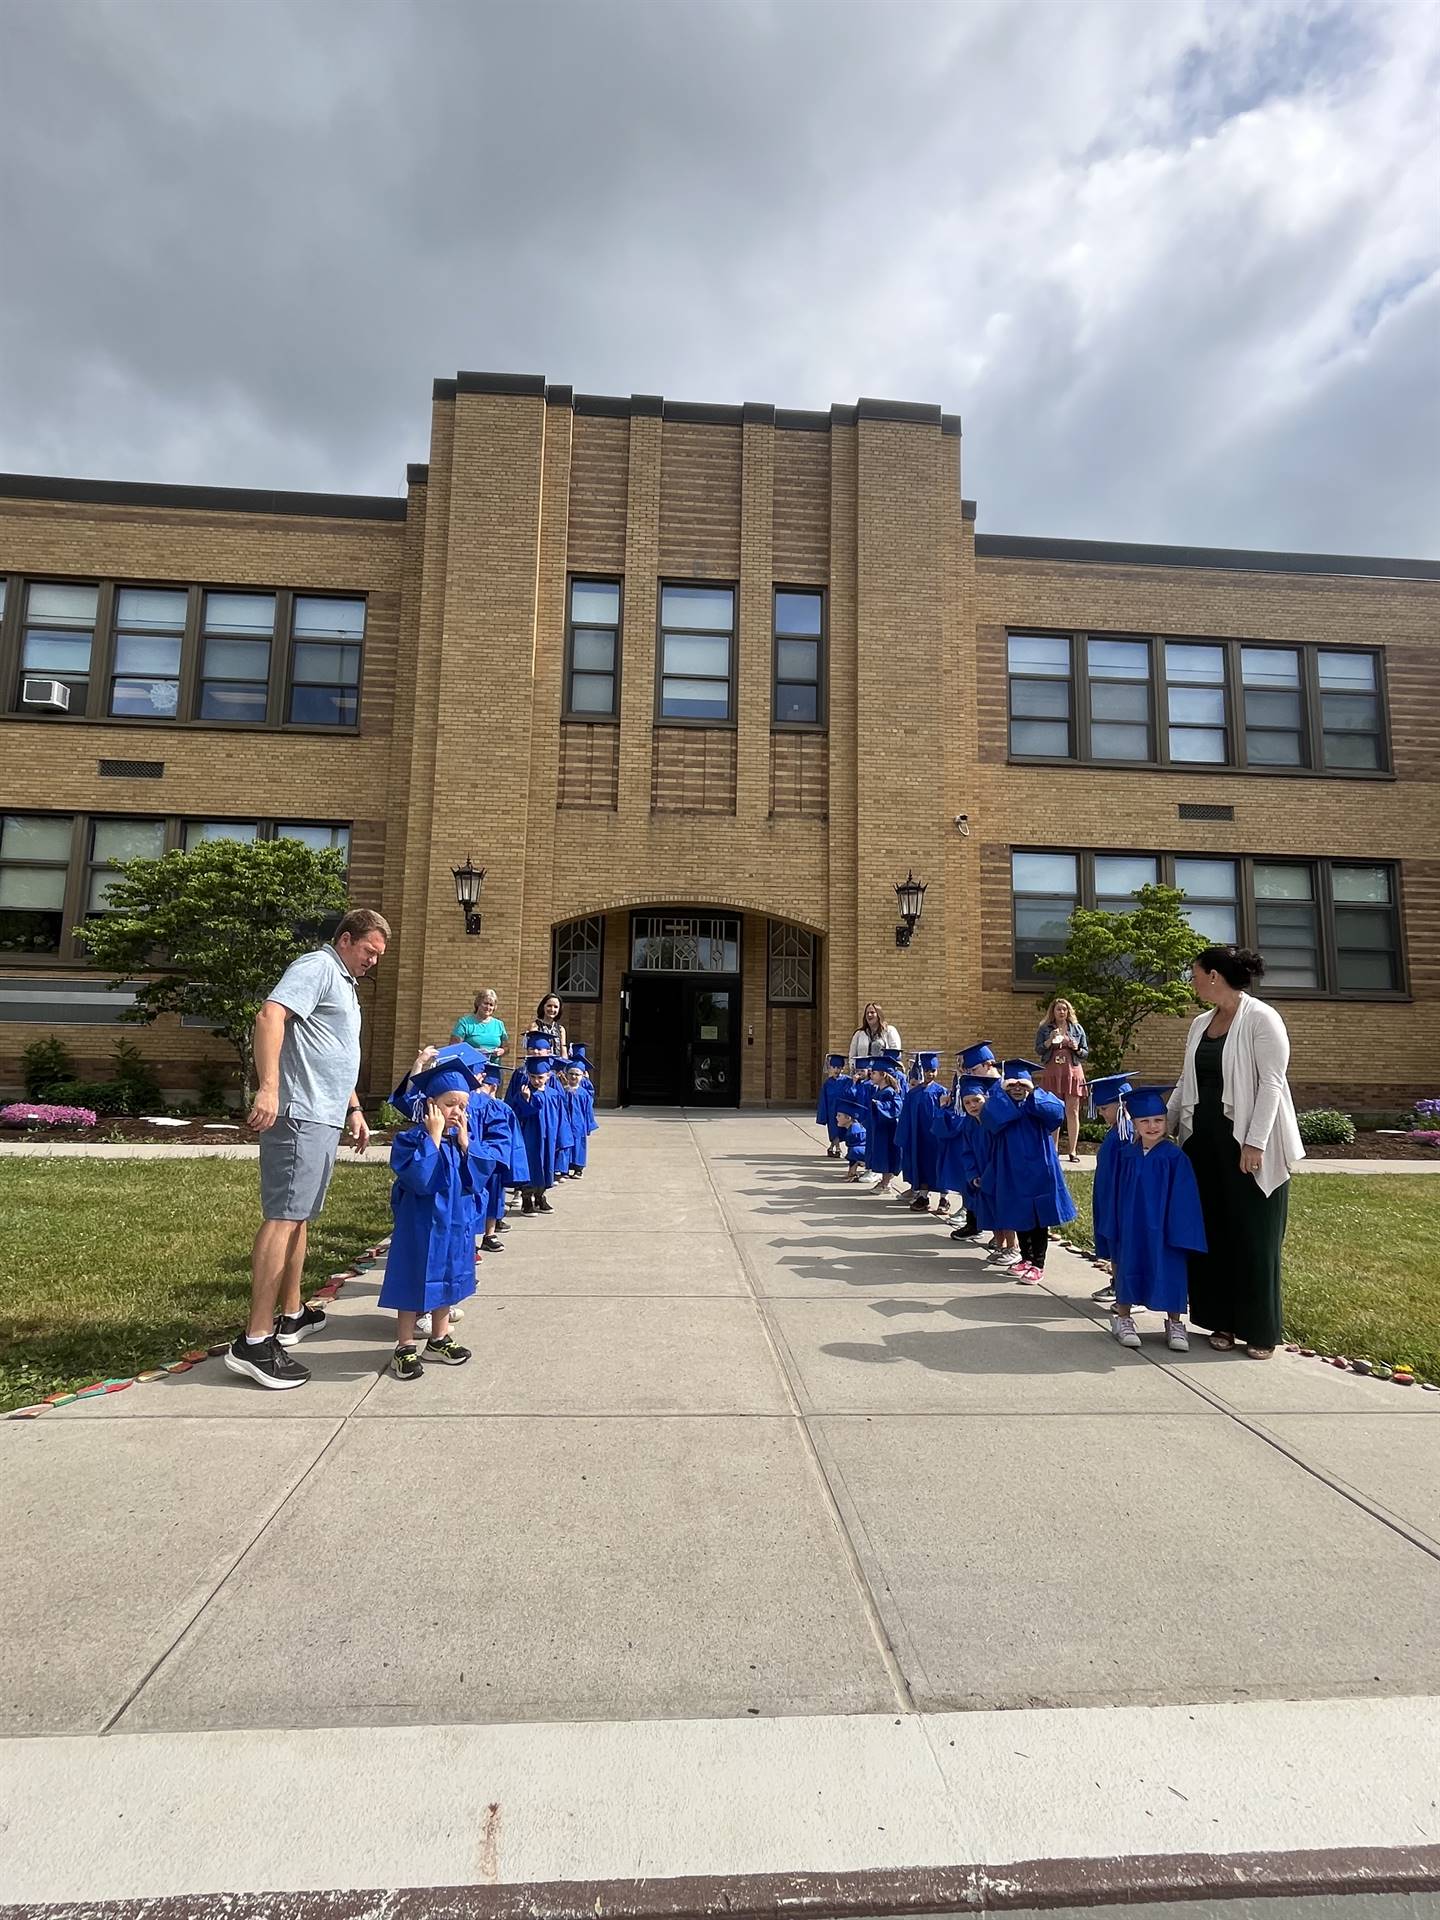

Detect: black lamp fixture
[452, 856, 486, 936]
[894, 870, 927, 949]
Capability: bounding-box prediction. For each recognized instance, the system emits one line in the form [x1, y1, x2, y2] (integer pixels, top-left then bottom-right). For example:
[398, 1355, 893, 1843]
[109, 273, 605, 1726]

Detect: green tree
[78, 838, 349, 1097]
[1034, 883, 1205, 1074]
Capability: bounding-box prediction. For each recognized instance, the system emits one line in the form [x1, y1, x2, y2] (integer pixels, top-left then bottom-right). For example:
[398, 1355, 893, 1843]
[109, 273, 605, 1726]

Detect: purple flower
[0, 1102, 98, 1130]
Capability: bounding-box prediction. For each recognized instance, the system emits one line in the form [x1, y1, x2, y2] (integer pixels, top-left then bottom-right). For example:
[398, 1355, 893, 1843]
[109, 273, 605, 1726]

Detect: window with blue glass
[288, 597, 364, 726]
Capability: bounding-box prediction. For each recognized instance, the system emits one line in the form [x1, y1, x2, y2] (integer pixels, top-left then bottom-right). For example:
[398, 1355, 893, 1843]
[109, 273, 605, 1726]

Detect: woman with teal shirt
[451, 986, 508, 1058]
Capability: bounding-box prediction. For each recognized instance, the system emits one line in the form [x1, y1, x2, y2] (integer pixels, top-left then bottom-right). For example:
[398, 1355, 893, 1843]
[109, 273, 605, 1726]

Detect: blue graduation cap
[957, 1075, 992, 1099]
[479, 1063, 502, 1087]
[872, 1058, 902, 1079]
[433, 1041, 488, 1072]
[917, 1051, 940, 1071]
[570, 1042, 589, 1061]
[959, 1042, 996, 1070]
[1089, 1075, 1132, 1108]
[826, 1053, 847, 1068]
[836, 1097, 864, 1118]
[524, 1054, 553, 1077]
[1002, 1058, 1041, 1082]
[1124, 1085, 1173, 1119]
[409, 1057, 483, 1098]
[522, 1030, 554, 1053]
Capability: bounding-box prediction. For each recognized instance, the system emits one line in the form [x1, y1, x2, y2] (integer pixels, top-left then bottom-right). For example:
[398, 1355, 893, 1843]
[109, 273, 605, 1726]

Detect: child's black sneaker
[481, 1234, 504, 1252]
[391, 1344, 425, 1381]
[424, 1335, 472, 1366]
[536, 1195, 554, 1213]
[225, 1334, 310, 1390]
[275, 1301, 328, 1348]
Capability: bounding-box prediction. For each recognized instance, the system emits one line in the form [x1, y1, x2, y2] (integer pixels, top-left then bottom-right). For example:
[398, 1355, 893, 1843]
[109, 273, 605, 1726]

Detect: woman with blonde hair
[1034, 996, 1089, 1162]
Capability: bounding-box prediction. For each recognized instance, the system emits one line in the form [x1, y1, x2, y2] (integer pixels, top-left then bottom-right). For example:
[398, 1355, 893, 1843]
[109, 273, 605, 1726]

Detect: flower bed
[0, 1102, 97, 1131]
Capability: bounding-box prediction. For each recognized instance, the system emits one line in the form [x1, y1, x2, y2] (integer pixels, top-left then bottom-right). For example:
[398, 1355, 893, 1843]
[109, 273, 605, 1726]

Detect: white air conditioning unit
[21, 678, 71, 711]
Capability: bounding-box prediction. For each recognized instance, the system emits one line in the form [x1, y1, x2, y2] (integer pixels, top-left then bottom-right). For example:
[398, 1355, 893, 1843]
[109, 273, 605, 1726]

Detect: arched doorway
[621, 911, 741, 1106]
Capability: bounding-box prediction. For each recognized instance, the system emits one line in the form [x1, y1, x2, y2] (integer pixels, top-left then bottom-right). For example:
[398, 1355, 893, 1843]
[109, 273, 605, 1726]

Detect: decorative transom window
[552, 915, 604, 1000]
[631, 915, 739, 973]
[767, 922, 815, 1004]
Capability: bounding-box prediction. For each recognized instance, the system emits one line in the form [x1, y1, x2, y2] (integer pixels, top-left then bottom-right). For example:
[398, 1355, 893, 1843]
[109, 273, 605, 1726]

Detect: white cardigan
[1167, 993, 1305, 1197]
[849, 1024, 901, 1063]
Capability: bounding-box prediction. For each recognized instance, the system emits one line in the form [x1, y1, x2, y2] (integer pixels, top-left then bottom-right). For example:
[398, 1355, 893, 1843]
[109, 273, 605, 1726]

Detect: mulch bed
[1303, 1137, 1439, 1161]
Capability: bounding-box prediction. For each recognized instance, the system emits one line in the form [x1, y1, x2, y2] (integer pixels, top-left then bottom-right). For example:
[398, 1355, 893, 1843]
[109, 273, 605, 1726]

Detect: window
[183, 821, 261, 848]
[1011, 848, 1403, 995]
[199, 592, 274, 723]
[552, 915, 604, 999]
[1318, 651, 1382, 770]
[658, 584, 734, 722]
[20, 582, 98, 717]
[110, 588, 187, 719]
[1164, 643, 1228, 763]
[1006, 630, 1388, 775]
[773, 590, 824, 726]
[767, 922, 816, 1003]
[0, 814, 355, 963]
[1085, 638, 1151, 760]
[0, 814, 73, 955]
[1331, 864, 1399, 992]
[1010, 851, 1079, 979]
[1173, 857, 1239, 944]
[565, 580, 620, 718]
[275, 823, 351, 862]
[1241, 648, 1304, 767]
[1008, 634, 1072, 757]
[86, 818, 165, 916]
[631, 914, 739, 972]
[288, 597, 363, 726]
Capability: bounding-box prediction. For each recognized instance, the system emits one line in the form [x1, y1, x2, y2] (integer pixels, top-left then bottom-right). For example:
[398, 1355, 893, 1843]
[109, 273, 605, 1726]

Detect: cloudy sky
[2, 0, 1436, 554]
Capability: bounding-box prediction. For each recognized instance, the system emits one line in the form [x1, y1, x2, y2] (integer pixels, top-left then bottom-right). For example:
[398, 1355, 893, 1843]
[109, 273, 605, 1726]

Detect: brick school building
[1, 372, 1436, 1110]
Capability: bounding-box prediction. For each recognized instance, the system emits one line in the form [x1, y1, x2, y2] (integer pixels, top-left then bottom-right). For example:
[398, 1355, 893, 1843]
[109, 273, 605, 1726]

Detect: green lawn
[1058, 1172, 1439, 1380]
[0, 1160, 392, 1412]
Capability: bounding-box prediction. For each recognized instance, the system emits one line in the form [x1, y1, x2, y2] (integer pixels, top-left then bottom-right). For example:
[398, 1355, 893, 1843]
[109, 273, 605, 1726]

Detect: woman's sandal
[1208, 1332, 1237, 1351]
[1245, 1346, 1275, 1360]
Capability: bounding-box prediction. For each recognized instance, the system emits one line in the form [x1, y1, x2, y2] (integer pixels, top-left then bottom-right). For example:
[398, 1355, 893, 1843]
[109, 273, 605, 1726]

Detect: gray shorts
[258, 1116, 342, 1222]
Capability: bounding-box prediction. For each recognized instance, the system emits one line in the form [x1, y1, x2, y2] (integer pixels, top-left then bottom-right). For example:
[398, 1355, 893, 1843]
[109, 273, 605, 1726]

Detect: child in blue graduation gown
[901, 1052, 948, 1213]
[507, 1054, 566, 1213]
[1086, 1074, 1132, 1307]
[934, 1075, 995, 1240]
[567, 1046, 598, 1177]
[816, 1054, 848, 1158]
[866, 1058, 906, 1192]
[836, 1099, 867, 1179]
[1111, 1086, 1207, 1353]
[475, 1063, 524, 1250]
[378, 1059, 481, 1380]
[980, 1060, 1077, 1284]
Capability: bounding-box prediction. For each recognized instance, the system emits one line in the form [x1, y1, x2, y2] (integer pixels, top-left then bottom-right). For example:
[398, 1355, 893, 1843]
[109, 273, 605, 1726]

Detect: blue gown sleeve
[389, 1129, 450, 1194]
[980, 1082, 1025, 1133]
[1163, 1150, 1208, 1254]
[1028, 1087, 1067, 1131]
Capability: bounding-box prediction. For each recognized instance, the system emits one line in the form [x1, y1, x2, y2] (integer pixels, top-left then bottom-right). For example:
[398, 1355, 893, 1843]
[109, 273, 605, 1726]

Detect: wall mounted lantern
[452, 856, 486, 936]
[895, 870, 927, 949]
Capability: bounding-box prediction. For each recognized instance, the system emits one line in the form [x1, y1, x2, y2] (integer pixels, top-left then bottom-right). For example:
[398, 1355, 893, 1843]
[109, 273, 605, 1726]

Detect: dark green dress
[1183, 1030, 1288, 1348]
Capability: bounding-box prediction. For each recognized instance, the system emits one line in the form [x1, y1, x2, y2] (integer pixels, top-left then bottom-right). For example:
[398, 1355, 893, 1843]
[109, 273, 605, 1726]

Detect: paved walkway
[2, 1113, 1437, 1910]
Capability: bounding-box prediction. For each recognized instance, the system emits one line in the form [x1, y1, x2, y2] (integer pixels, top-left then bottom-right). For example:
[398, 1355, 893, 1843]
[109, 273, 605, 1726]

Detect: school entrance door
[619, 912, 742, 1107]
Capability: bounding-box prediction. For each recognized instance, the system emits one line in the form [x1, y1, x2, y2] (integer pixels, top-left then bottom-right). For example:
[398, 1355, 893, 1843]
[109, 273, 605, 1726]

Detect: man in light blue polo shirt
[225, 907, 390, 1391]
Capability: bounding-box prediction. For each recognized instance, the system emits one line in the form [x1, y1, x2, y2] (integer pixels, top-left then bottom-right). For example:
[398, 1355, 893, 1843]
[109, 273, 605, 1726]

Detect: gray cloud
[1, 0, 1435, 554]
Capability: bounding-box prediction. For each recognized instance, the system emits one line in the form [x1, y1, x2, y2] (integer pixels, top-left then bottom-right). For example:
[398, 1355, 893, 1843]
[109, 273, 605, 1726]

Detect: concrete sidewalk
[2, 1112, 1437, 1910]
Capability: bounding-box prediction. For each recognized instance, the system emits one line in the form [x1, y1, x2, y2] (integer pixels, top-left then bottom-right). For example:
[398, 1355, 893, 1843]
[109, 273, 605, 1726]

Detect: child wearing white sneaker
[1110, 1086, 1207, 1352]
[1086, 1074, 1132, 1307]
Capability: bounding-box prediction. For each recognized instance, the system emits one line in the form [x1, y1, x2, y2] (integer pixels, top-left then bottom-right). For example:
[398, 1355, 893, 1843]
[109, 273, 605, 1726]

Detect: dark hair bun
[1233, 947, 1266, 983]
[1195, 943, 1266, 989]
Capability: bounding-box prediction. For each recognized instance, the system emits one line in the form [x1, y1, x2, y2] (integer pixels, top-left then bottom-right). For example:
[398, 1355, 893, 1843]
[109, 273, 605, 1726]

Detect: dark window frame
[11, 577, 107, 721]
[0, 811, 353, 967]
[562, 575, 623, 722]
[765, 920, 818, 1005]
[654, 579, 737, 729]
[771, 586, 827, 732]
[551, 914, 605, 1001]
[0, 571, 366, 735]
[1005, 629, 1394, 779]
[1008, 845, 1408, 1000]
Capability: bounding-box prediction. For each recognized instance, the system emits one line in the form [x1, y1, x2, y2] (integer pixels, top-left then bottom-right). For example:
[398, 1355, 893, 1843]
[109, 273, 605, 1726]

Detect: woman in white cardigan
[849, 1003, 901, 1064]
[1167, 945, 1305, 1359]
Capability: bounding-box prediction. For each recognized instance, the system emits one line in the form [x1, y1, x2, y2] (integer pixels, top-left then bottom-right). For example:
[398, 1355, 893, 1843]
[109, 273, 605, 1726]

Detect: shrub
[1353, 1109, 1415, 1132]
[1297, 1108, 1356, 1147]
[1078, 1118, 1109, 1143]
[21, 1036, 74, 1100]
[44, 1078, 132, 1116]
[0, 1101, 98, 1130]
[111, 1040, 162, 1115]
[377, 1101, 410, 1131]
[193, 1058, 236, 1115]
[1412, 1097, 1440, 1129]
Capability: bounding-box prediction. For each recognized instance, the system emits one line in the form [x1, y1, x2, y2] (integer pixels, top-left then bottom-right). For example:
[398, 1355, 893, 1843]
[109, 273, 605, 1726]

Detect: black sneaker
[536, 1195, 554, 1213]
[225, 1334, 310, 1390]
[275, 1301, 328, 1348]
[481, 1234, 504, 1252]
[391, 1344, 425, 1381]
[424, 1335, 472, 1366]
[495, 1220, 511, 1233]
